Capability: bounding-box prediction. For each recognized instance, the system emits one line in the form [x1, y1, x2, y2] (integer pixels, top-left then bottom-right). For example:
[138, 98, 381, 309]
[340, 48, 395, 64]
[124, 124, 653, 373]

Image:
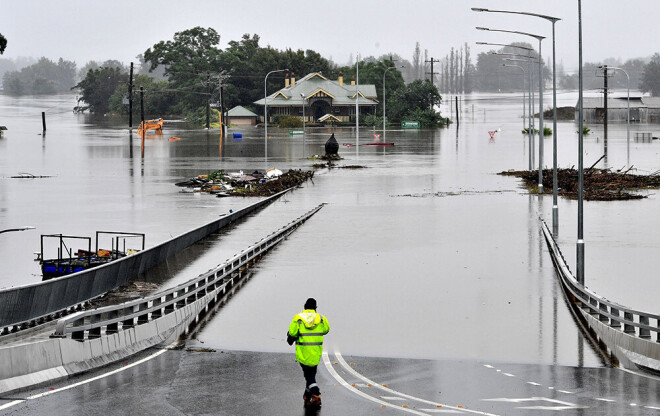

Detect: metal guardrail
[541, 221, 659, 342]
[0, 190, 290, 333]
[52, 204, 324, 340]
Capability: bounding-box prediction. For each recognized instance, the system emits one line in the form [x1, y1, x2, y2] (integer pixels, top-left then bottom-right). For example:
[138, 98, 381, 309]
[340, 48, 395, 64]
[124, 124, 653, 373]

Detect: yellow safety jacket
[288, 309, 330, 367]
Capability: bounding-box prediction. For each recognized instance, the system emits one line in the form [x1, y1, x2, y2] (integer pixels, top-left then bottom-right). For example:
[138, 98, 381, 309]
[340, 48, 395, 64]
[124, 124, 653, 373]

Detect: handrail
[541, 220, 659, 341]
[53, 204, 324, 339]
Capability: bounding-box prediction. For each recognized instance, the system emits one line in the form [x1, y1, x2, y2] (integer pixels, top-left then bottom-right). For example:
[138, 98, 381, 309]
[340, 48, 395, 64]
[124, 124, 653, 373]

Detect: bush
[362, 114, 382, 127]
[401, 108, 445, 128]
[543, 127, 552, 136]
[278, 116, 303, 128]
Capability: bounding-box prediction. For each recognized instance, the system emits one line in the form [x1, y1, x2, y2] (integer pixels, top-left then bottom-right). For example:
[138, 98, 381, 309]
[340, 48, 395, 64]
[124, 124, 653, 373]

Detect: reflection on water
[0, 93, 658, 368]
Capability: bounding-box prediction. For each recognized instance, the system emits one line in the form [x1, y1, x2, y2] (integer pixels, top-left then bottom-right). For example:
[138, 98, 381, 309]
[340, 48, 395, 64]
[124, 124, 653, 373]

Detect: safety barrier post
[88, 314, 102, 339]
[137, 302, 149, 325]
[623, 312, 635, 335]
[640, 316, 651, 339]
[609, 307, 621, 328]
[106, 311, 119, 334]
[71, 316, 86, 340]
[123, 306, 136, 329]
[598, 302, 609, 323]
[164, 293, 175, 314]
[152, 297, 162, 319]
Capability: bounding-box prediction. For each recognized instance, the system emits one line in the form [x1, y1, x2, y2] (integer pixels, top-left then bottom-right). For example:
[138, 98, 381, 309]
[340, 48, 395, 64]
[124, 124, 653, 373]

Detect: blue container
[233, 133, 242, 138]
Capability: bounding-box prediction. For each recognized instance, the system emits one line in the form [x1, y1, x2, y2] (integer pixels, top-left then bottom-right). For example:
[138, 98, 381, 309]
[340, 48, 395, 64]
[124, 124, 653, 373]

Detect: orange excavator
[137, 118, 164, 135]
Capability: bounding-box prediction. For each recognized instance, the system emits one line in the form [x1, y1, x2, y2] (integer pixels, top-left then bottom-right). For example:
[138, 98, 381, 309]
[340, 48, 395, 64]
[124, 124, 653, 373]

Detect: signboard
[401, 121, 420, 129]
[289, 130, 304, 135]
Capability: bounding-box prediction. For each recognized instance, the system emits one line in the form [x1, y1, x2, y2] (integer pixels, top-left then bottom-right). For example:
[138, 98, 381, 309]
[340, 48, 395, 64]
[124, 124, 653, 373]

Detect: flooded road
[1, 92, 658, 369]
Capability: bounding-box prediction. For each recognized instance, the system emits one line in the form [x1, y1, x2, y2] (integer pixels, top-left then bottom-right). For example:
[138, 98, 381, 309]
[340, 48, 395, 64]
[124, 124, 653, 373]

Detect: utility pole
[128, 62, 134, 129]
[206, 72, 211, 129]
[597, 65, 613, 160]
[425, 57, 439, 87]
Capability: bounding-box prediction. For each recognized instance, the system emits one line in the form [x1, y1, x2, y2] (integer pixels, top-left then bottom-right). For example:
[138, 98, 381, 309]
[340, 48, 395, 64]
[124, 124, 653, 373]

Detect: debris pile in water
[500, 167, 660, 200]
[176, 169, 314, 197]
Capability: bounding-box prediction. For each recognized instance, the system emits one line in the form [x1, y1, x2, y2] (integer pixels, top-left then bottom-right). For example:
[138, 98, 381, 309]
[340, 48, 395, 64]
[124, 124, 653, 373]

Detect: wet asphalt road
[2, 345, 659, 415]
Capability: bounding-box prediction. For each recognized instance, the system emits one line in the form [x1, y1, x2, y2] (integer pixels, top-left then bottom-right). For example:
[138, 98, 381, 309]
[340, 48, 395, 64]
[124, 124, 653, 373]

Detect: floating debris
[500, 167, 660, 200]
[176, 169, 314, 197]
[88, 281, 159, 308]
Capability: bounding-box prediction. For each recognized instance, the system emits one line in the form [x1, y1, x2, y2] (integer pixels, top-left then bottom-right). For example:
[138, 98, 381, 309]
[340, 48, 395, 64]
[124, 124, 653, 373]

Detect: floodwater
[0, 92, 658, 369]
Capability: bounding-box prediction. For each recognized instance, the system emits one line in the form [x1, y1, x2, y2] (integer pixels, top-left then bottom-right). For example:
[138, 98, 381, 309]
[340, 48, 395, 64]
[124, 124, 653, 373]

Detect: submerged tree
[640, 53, 660, 96]
[73, 66, 127, 113]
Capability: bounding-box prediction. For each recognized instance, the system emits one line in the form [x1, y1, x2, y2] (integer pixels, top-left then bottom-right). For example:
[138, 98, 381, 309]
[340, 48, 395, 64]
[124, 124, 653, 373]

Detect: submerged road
[2, 344, 659, 415]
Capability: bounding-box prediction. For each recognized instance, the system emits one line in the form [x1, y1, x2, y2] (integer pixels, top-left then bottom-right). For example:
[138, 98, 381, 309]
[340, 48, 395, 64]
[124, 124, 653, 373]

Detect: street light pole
[355, 53, 360, 147]
[383, 65, 402, 142]
[264, 68, 289, 164]
[477, 26, 546, 193]
[577, 0, 585, 284]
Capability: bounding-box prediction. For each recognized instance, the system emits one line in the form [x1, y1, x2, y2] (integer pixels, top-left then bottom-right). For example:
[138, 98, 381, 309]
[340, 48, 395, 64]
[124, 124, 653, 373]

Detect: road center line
[334, 351, 499, 416]
[322, 352, 430, 415]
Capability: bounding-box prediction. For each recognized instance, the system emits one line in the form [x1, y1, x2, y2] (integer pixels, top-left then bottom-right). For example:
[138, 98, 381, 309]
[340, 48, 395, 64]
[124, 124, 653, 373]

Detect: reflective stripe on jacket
[288, 309, 330, 366]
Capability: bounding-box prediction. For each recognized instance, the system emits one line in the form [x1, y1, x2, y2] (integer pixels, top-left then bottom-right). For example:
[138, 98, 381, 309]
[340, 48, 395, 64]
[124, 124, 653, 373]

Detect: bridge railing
[541, 221, 660, 343]
[53, 204, 324, 340]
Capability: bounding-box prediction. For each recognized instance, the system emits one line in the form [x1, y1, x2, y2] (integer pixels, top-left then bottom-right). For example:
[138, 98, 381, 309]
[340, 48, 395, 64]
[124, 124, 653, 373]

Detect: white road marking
[419, 409, 464, 414]
[502, 373, 515, 377]
[645, 406, 660, 410]
[483, 365, 494, 369]
[557, 390, 574, 394]
[0, 400, 25, 411]
[595, 398, 616, 402]
[527, 382, 541, 386]
[483, 397, 588, 411]
[333, 351, 498, 416]
[382, 396, 408, 401]
[0, 348, 169, 410]
[321, 352, 429, 415]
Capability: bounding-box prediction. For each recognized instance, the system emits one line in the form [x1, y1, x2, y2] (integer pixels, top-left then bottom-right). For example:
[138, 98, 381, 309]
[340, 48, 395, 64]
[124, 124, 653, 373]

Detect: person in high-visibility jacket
[287, 298, 330, 408]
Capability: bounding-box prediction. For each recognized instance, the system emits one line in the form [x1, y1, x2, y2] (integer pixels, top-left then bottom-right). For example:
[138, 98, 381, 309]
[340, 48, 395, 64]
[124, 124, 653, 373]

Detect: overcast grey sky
[2, 0, 659, 72]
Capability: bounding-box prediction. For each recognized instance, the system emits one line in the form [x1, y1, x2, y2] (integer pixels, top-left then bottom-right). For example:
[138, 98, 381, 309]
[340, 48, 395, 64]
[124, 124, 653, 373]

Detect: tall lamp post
[601, 66, 631, 166]
[383, 65, 403, 142]
[0, 226, 35, 235]
[264, 68, 289, 163]
[473, 7, 561, 232]
[477, 26, 546, 194]
[577, 0, 584, 283]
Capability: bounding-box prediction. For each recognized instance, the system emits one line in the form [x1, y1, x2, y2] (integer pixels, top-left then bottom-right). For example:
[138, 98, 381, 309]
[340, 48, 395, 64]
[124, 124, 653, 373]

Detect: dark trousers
[300, 363, 320, 395]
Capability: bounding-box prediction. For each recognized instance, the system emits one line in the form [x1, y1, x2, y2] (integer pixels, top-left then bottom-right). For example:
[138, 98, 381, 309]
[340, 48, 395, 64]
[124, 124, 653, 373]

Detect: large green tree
[0, 33, 6, 54]
[144, 27, 222, 113]
[640, 53, 660, 96]
[73, 66, 127, 113]
[387, 79, 443, 127]
[337, 60, 405, 117]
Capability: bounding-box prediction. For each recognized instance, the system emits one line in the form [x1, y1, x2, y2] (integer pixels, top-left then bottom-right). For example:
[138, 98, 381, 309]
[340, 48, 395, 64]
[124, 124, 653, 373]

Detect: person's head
[304, 298, 317, 310]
